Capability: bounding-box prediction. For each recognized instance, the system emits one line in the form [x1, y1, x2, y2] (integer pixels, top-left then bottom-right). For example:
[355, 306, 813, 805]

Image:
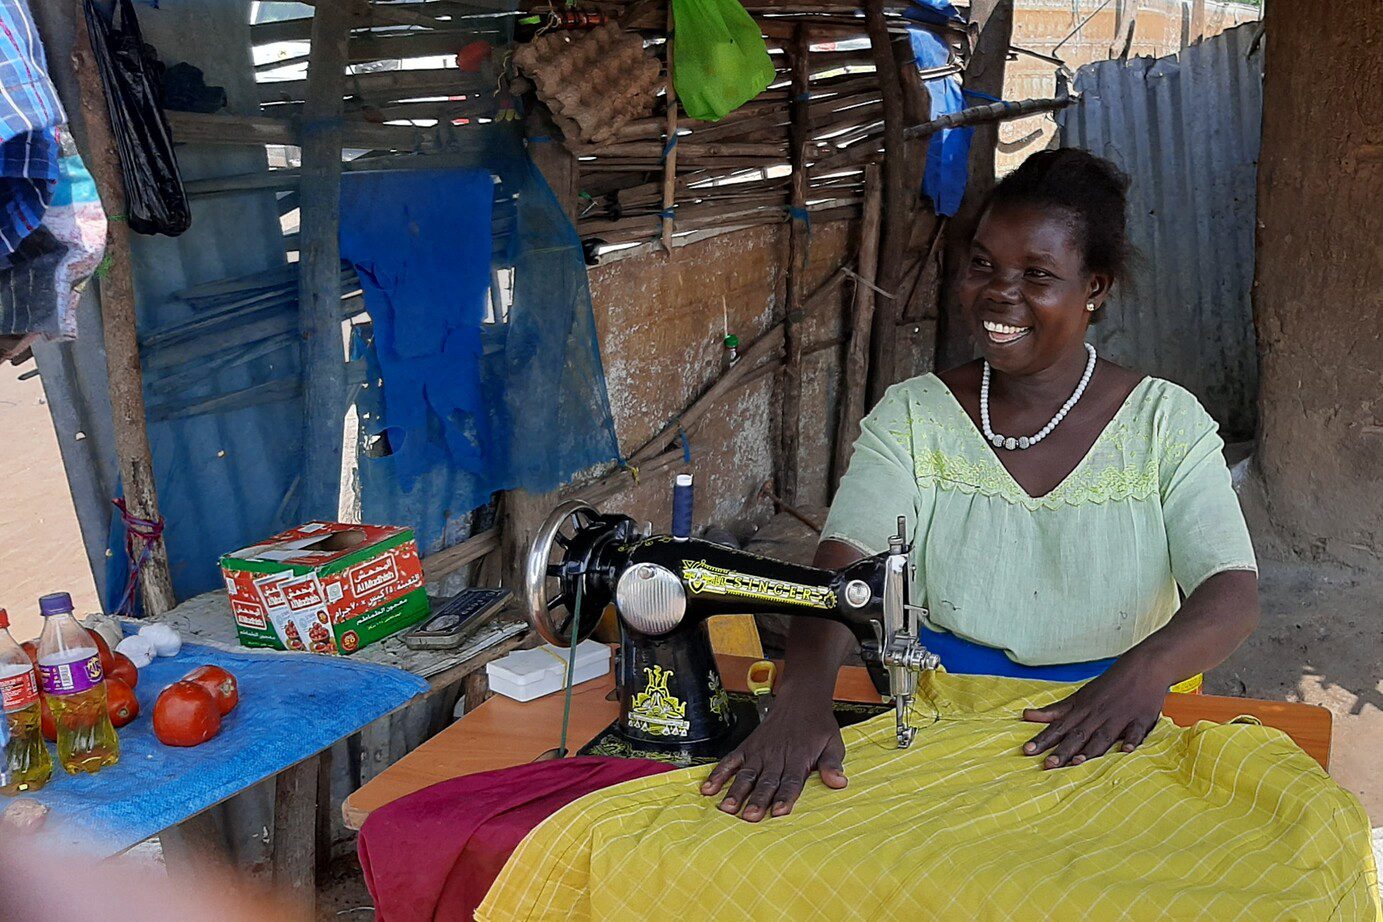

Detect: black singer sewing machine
[523, 489, 941, 764]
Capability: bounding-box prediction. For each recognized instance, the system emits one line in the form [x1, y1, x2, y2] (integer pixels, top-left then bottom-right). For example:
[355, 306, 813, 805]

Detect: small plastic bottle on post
[36, 593, 119, 774]
[0, 608, 52, 794]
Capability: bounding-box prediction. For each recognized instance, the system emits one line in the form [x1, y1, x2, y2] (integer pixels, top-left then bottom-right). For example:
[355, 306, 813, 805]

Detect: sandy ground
[0, 362, 100, 643]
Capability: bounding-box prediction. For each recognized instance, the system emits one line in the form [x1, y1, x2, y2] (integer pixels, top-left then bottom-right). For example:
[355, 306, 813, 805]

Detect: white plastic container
[485, 641, 611, 702]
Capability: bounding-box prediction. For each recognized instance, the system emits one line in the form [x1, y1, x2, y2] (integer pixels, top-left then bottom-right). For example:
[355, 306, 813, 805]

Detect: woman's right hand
[699, 696, 847, 822]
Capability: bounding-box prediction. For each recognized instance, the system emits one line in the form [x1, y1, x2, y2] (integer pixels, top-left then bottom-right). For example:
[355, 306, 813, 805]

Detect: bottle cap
[0, 609, 8, 630]
[39, 593, 74, 617]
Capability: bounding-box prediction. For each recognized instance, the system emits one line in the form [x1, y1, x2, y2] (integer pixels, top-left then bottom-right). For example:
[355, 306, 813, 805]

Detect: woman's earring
[1086, 301, 1098, 312]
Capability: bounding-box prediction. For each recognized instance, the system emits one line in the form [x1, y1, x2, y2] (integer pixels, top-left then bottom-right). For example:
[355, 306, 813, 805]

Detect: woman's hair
[985, 148, 1133, 286]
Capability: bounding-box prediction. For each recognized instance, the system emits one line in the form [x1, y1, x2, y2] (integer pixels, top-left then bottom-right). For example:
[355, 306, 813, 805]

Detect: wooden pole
[863, 0, 910, 406]
[299, 0, 351, 520]
[778, 24, 811, 504]
[660, 1, 679, 252]
[71, 7, 175, 616]
[833, 164, 883, 492]
[937, 0, 1013, 371]
[1189, 0, 1206, 47]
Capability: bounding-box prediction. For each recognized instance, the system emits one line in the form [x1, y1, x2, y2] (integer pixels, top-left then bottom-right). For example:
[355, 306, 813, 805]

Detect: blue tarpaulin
[904, 0, 969, 216]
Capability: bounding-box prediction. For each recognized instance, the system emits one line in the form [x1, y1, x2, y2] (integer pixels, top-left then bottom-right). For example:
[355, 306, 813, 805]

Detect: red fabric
[358, 756, 676, 922]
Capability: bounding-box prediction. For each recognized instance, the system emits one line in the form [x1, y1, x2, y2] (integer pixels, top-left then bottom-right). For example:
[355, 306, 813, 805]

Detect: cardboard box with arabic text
[220, 522, 428, 655]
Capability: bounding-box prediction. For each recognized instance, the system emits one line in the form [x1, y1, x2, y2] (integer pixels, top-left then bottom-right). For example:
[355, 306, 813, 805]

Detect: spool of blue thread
[672, 473, 694, 540]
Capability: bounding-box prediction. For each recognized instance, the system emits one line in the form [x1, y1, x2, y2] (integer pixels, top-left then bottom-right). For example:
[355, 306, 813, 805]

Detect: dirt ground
[1208, 558, 1383, 822]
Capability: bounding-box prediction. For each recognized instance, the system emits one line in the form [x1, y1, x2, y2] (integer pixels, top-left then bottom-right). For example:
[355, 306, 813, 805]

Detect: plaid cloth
[479, 672, 1381, 922]
[0, 0, 64, 260]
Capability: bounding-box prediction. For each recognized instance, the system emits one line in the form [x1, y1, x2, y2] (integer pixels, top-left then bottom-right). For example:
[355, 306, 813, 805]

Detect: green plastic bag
[671, 0, 776, 122]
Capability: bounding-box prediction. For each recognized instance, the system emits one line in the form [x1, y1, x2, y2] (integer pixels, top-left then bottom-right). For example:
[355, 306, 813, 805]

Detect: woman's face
[958, 203, 1110, 378]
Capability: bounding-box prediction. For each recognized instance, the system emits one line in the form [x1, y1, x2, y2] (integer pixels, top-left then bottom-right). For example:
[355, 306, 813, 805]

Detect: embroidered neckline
[889, 376, 1192, 510]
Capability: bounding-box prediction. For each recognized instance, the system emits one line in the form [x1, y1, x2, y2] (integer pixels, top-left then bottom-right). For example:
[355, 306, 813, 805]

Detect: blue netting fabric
[343, 133, 620, 555]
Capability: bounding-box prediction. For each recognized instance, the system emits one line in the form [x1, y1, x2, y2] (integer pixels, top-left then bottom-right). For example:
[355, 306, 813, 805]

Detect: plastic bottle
[0, 608, 52, 794]
[36, 593, 119, 774]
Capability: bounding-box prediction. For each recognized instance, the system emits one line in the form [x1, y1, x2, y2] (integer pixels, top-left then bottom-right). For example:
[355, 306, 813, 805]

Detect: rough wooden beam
[937, 0, 1012, 370]
[259, 67, 485, 105]
[864, 0, 909, 405]
[272, 755, 320, 920]
[299, 0, 351, 520]
[778, 24, 811, 504]
[661, 0, 679, 252]
[834, 164, 882, 492]
[71, 6, 175, 616]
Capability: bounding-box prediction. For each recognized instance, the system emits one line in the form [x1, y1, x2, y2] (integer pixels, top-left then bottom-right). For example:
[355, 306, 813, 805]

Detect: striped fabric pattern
[479, 672, 1380, 921]
[0, 0, 64, 260]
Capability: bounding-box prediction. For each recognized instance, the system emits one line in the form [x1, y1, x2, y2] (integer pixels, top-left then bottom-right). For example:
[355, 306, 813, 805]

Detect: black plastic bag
[83, 0, 191, 237]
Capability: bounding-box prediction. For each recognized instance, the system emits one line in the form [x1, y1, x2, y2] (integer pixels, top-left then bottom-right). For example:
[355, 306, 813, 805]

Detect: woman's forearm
[1121, 568, 1260, 686]
[776, 540, 865, 704]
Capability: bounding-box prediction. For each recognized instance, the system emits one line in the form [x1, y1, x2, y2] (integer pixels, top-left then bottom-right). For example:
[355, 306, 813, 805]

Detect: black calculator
[401, 588, 513, 650]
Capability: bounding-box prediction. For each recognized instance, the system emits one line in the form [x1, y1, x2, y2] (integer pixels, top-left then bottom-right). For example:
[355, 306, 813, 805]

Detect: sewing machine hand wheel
[523, 499, 606, 648]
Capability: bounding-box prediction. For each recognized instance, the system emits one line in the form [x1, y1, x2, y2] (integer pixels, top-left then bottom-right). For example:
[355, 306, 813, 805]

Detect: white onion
[116, 635, 157, 668]
[138, 623, 182, 657]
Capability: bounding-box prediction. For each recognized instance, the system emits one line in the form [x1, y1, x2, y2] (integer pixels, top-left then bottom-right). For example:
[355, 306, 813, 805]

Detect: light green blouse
[821, 374, 1257, 666]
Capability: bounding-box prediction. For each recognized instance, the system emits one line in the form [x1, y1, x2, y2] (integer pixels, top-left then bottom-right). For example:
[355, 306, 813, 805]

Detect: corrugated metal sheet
[1058, 22, 1264, 436]
[1000, 0, 1260, 174]
[32, 0, 295, 604]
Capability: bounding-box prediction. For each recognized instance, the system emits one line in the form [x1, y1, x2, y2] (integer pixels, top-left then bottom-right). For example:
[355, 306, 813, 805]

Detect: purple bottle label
[39, 653, 103, 696]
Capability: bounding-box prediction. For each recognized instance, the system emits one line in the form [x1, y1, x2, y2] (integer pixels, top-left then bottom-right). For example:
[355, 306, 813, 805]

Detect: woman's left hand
[1020, 659, 1169, 769]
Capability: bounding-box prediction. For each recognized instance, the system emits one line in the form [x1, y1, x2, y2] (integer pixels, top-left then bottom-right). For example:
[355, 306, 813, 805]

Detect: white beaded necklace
[981, 342, 1097, 450]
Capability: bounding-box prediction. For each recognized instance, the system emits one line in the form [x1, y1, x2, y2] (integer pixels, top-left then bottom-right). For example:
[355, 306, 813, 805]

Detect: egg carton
[514, 22, 663, 145]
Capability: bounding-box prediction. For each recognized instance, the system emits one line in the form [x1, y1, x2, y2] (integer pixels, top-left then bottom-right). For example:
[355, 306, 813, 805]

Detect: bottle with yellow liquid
[36, 593, 119, 774]
[0, 607, 52, 794]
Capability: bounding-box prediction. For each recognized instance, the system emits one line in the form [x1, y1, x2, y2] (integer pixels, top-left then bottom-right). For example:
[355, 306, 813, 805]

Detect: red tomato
[182, 665, 238, 716]
[39, 695, 55, 742]
[106, 678, 139, 728]
[109, 652, 139, 689]
[86, 629, 116, 676]
[153, 681, 221, 747]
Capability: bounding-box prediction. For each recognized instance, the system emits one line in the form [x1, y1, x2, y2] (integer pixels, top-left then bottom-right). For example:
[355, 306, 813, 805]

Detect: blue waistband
[919, 624, 1115, 683]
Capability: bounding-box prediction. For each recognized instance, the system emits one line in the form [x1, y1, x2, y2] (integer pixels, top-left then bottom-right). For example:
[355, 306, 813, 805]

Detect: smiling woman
[701, 149, 1262, 822]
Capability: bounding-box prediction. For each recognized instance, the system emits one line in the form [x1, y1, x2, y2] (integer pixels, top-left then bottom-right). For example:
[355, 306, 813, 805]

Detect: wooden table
[343, 655, 1332, 829]
[135, 595, 534, 921]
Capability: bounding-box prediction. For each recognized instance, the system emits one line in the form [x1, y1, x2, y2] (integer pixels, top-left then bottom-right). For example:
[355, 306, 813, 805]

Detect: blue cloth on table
[0, 0, 65, 261]
[920, 624, 1114, 682]
[20, 637, 428, 856]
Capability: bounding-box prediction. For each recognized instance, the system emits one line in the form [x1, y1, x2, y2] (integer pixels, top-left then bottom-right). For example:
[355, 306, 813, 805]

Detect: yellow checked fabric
[477, 673, 1380, 922]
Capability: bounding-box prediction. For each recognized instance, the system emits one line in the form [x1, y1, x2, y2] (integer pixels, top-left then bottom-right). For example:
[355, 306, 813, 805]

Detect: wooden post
[864, 0, 910, 405]
[1189, 0, 1206, 46]
[660, 1, 679, 252]
[778, 25, 811, 504]
[833, 165, 883, 493]
[937, 0, 1014, 371]
[298, 0, 351, 520]
[272, 755, 321, 920]
[71, 7, 175, 616]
